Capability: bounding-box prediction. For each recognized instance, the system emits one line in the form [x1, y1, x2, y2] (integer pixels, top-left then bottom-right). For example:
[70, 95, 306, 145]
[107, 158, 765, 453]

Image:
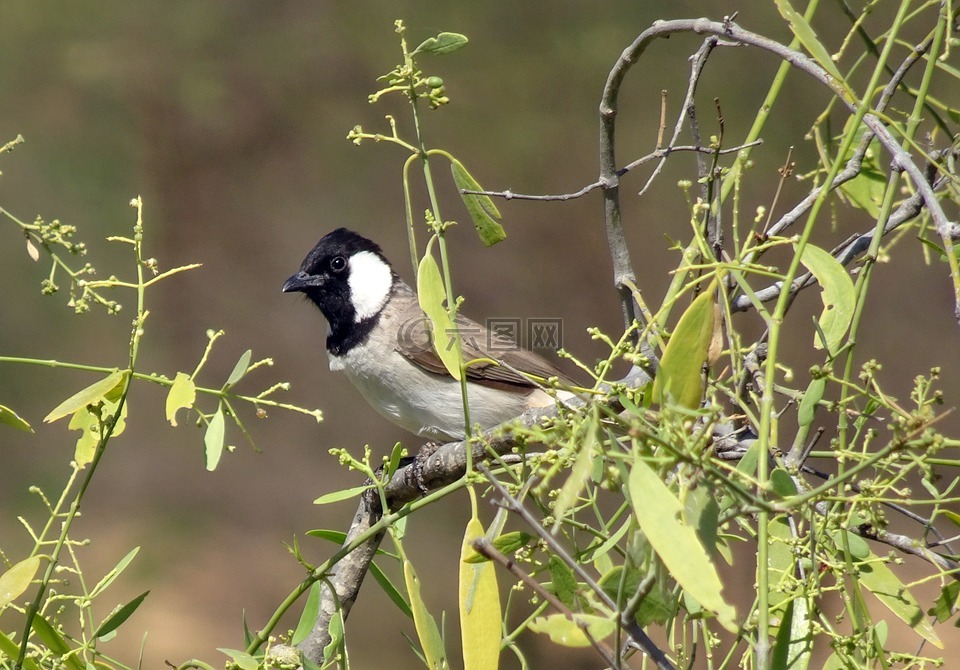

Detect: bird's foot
[411, 442, 441, 497]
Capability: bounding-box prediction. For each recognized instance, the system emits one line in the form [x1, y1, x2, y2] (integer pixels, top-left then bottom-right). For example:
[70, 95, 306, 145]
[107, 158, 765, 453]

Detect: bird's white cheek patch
[348, 250, 393, 322]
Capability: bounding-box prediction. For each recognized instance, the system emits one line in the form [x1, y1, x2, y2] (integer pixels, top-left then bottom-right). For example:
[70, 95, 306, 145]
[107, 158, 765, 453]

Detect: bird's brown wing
[395, 308, 572, 392]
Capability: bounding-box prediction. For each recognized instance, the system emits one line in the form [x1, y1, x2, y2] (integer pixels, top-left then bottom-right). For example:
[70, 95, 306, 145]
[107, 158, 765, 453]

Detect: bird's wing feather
[391, 295, 571, 391]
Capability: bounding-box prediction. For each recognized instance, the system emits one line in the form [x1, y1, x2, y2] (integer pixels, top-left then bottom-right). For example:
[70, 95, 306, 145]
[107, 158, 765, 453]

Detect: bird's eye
[330, 256, 347, 273]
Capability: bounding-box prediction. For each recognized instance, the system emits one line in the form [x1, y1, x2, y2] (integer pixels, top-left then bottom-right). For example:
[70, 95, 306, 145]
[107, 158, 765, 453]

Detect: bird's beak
[282, 271, 323, 293]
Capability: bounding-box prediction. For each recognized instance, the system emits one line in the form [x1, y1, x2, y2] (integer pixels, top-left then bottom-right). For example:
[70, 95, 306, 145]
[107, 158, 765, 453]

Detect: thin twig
[461, 142, 761, 203]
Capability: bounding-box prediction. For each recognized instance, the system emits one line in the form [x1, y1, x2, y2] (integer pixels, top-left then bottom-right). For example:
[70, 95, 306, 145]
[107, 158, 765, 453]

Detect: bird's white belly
[329, 344, 549, 441]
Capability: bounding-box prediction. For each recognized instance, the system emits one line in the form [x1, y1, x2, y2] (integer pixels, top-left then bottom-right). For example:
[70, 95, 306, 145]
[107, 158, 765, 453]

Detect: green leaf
[417, 239, 463, 380]
[767, 516, 796, 611]
[89, 547, 140, 599]
[165, 372, 196, 427]
[464, 531, 532, 563]
[217, 648, 260, 670]
[67, 396, 127, 468]
[770, 469, 798, 497]
[0, 556, 41, 609]
[412, 32, 468, 56]
[548, 556, 578, 607]
[404, 558, 447, 669]
[928, 580, 960, 623]
[0, 629, 40, 670]
[313, 484, 374, 505]
[204, 405, 226, 471]
[774, 0, 847, 89]
[292, 582, 321, 646]
[450, 159, 506, 246]
[683, 483, 720, 555]
[369, 561, 413, 619]
[322, 609, 344, 667]
[32, 615, 84, 670]
[0, 403, 33, 432]
[829, 530, 869, 560]
[224, 350, 252, 388]
[306, 529, 348, 543]
[628, 458, 737, 631]
[798, 377, 826, 428]
[528, 613, 616, 648]
[940, 509, 960, 528]
[459, 517, 501, 670]
[599, 566, 678, 626]
[94, 590, 149, 639]
[797, 243, 855, 353]
[771, 597, 813, 670]
[552, 419, 597, 531]
[856, 553, 942, 648]
[652, 284, 717, 409]
[44, 369, 127, 423]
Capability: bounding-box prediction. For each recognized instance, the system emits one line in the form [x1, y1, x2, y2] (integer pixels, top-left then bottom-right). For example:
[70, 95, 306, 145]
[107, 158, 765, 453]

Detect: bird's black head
[282, 228, 396, 354]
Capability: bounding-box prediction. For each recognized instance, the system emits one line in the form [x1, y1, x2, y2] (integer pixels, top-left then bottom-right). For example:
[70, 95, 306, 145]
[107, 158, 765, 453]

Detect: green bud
[426, 76, 444, 88]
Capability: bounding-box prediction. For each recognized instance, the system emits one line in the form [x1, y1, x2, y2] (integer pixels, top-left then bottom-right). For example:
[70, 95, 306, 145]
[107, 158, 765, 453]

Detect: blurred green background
[1, 2, 957, 668]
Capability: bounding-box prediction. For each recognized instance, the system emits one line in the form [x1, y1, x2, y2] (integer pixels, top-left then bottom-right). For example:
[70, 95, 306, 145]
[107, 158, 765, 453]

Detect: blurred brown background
[1, 2, 957, 668]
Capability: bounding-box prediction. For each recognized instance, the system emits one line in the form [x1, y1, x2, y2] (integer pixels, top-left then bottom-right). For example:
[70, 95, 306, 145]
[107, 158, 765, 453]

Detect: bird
[282, 228, 570, 442]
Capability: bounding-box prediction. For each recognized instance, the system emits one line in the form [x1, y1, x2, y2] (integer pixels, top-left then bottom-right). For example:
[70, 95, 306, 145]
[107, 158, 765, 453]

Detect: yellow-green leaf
[652, 284, 717, 409]
[798, 243, 855, 353]
[774, 0, 847, 89]
[0, 403, 33, 432]
[628, 458, 737, 631]
[165, 372, 196, 427]
[413, 32, 469, 56]
[44, 369, 127, 423]
[450, 159, 506, 247]
[856, 553, 942, 648]
[528, 613, 616, 648]
[67, 397, 127, 468]
[797, 377, 826, 428]
[404, 559, 447, 669]
[224, 349, 252, 388]
[417, 239, 463, 380]
[459, 517, 501, 670]
[0, 556, 41, 609]
[204, 405, 226, 471]
[313, 484, 374, 505]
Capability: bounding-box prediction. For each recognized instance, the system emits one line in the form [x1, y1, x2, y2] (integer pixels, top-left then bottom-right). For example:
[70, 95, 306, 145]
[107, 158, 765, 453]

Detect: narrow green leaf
[856, 553, 942, 648]
[450, 159, 506, 246]
[629, 458, 737, 630]
[404, 559, 447, 669]
[369, 560, 413, 619]
[417, 240, 463, 380]
[774, 0, 846, 86]
[90, 547, 140, 599]
[528, 613, 616, 648]
[940, 509, 960, 528]
[0, 629, 40, 670]
[217, 648, 260, 670]
[652, 284, 717, 409]
[459, 517, 501, 670]
[464, 531, 532, 563]
[552, 422, 597, 531]
[548, 556, 578, 607]
[204, 405, 226, 471]
[306, 529, 348, 543]
[0, 556, 41, 609]
[322, 609, 344, 667]
[412, 32, 468, 56]
[44, 370, 126, 423]
[165, 372, 196, 427]
[224, 350, 253, 388]
[313, 484, 374, 505]
[771, 598, 813, 670]
[94, 590, 149, 639]
[798, 377, 826, 428]
[32, 615, 84, 670]
[291, 582, 322, 646]
[0, 403, 32, 432]
[797, 243, 855, 353]
[767, 516, 796, 611]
